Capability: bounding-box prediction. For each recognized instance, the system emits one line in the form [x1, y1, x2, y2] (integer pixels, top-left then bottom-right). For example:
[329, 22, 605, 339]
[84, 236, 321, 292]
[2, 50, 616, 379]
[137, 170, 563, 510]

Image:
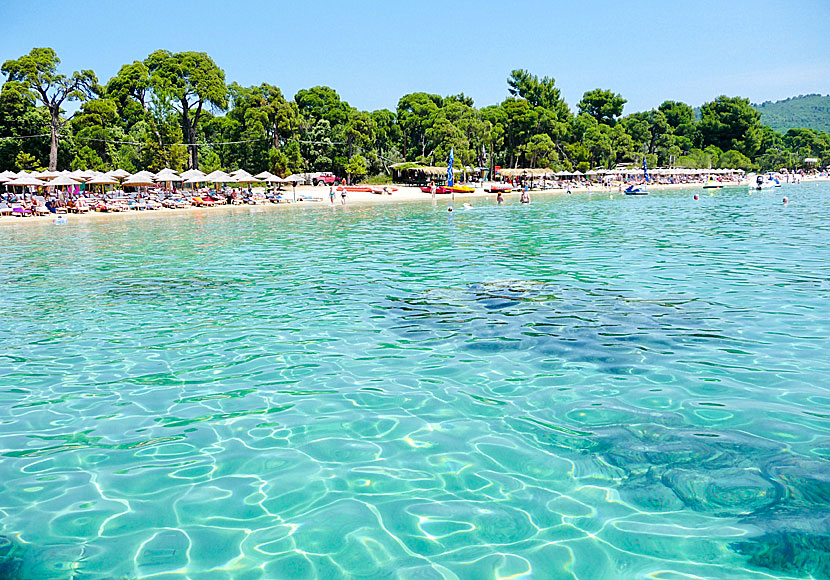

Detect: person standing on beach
[430, 180, 436, 199]
[329, 186, 335, 205]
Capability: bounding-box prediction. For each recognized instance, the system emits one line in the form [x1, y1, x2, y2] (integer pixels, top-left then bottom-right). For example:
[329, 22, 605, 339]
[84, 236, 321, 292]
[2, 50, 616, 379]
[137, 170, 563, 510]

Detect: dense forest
[753, 94, 830, 134]
[2, 48, 829, 180]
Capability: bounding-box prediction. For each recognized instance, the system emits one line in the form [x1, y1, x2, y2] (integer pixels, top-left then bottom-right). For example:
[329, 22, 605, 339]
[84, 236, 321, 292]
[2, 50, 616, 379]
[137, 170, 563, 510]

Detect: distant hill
[752, 94, 830, 133]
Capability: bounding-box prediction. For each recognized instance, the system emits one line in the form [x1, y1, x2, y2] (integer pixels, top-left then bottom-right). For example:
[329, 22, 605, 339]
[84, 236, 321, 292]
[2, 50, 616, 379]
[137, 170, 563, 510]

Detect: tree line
[2, 47, 829, 180]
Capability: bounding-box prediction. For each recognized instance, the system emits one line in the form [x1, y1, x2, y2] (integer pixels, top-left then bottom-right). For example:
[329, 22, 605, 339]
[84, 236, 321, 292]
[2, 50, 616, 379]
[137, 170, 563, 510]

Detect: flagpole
[448, 147, 455, 210]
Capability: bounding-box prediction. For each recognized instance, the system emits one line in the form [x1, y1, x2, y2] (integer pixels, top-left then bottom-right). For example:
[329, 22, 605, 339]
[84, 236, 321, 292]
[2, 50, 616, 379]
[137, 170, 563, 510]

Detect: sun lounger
[33, 196, 50, 215]
[0, 202, 13, 216]
[11, 204, 32, 217]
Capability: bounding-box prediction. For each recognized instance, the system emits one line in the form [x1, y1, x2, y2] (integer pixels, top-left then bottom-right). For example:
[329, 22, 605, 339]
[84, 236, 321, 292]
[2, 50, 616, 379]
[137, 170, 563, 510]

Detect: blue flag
[448, 147, 454, 187]
[643, 155, 650, 183]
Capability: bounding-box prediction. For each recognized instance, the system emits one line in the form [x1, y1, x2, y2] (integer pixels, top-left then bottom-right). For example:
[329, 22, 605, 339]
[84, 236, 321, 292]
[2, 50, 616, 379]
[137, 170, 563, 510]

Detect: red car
[312, 172, 341, 186]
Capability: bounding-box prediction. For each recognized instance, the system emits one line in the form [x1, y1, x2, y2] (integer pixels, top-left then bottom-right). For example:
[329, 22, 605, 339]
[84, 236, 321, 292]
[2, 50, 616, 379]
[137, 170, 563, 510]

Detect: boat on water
[750, 174, 779, 190]
[624, 185, 649, 195]
[625, 155, 650, 195]
[703, 176, 723, 189]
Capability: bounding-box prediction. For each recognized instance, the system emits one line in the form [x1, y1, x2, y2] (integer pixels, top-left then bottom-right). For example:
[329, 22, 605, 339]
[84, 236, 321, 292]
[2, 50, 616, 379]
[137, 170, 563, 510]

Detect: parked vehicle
[311, 172, 341, 186]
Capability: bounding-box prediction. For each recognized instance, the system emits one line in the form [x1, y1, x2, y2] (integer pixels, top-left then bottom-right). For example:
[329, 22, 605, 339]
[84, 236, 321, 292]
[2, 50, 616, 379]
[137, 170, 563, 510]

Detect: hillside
[752, 94, 830, 133]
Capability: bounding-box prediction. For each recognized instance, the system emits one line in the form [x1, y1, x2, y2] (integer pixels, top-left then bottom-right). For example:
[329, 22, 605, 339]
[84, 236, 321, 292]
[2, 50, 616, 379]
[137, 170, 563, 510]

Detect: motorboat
[703, 176, 723, 189]
[750, 174, 778, 190]
[624, 185, 649, 195]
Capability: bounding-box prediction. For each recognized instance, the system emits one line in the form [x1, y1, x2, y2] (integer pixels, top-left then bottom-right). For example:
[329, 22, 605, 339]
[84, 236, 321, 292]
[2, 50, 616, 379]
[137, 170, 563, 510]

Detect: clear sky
[2, 0, 828, 115]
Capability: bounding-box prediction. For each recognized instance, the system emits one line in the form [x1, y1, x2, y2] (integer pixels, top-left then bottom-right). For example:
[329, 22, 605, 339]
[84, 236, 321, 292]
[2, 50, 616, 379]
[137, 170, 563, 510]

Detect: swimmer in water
[520, 191, 530, 204]
[496, 191, 504, 205]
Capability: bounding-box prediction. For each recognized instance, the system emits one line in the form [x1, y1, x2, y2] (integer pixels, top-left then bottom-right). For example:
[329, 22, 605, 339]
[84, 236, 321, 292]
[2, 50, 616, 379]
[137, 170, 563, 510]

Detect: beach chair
[0, 202, 13, 216]
[11, 204, 32, 217]
[33, 196, 50, 216]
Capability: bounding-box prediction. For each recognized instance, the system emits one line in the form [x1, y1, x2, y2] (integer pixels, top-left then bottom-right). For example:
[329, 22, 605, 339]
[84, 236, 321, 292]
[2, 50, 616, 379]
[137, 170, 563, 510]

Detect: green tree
[1, 47, 98, 170]
[0, 78, 50, 169]
[699, 96, 762, 157]
[578, 89, 626, 126]
[397, 92, 443, 160]
[146, 50, 228, 170]
[344, 153, 368, 184]
[507, 69, 570, 119]
[15, 151, 45, 171]
[295, 86, 350, 127]
[718, 149, 753, 170]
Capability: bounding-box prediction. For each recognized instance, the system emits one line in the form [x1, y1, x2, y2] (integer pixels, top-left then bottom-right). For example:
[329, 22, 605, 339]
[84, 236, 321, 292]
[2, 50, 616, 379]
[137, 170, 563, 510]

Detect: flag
[448, 147, 454, 187]
[643, 155, 650, 183]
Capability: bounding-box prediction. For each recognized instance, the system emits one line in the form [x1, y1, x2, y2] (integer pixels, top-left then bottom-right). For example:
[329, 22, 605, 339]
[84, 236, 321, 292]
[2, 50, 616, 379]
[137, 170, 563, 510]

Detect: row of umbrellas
[0, 167, 308, 188]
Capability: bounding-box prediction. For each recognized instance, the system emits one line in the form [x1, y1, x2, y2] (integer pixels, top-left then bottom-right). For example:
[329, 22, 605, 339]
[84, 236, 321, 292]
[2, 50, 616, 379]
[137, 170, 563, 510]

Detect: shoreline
[2, 178, 827, 227]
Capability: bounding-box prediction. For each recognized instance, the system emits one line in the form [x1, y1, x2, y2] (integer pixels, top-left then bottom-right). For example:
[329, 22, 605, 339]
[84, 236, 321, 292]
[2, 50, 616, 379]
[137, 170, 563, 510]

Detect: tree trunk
[49, 111, 60, 171]
[187, 125, 198, 170]
[182, 105, 198, 170]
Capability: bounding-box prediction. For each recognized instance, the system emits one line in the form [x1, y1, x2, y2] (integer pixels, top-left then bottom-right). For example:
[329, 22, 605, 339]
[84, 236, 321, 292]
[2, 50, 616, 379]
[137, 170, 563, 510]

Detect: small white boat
[749, 174, 777, 190]
[703, 176, 723, 189]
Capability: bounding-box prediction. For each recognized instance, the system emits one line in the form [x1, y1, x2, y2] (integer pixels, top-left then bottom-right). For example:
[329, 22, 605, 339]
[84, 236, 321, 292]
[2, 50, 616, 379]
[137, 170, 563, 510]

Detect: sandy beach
[4, 178, 824, 228]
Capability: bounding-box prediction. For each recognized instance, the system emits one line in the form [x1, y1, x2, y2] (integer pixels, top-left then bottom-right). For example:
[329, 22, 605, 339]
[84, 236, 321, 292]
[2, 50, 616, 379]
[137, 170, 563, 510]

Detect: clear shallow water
[0, 185, 829, 579]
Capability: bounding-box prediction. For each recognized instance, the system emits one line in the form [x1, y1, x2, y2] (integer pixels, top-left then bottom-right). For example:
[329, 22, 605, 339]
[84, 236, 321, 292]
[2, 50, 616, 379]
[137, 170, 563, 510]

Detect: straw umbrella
[85, 174, 120, 197]
[284, 174, 306, 202]
[108, 168, 131, 180]
[6, 175, 47, 201]
[180, 169, 206, 180]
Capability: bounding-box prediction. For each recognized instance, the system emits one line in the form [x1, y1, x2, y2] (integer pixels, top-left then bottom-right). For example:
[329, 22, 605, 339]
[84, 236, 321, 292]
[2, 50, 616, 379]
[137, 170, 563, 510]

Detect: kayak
[371, 187, 398, 195]
[446, 185, 475, 193]
[341, 186, 373, 193]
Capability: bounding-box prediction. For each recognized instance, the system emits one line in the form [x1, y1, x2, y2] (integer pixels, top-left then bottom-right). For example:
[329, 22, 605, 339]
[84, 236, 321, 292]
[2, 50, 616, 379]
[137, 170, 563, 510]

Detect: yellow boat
[446, 185, 475, 194]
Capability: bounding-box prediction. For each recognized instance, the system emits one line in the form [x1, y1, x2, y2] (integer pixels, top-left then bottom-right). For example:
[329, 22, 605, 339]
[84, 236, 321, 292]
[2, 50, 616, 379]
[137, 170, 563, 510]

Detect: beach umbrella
[86, 175, 119, 185]
[123, 175, 157, 187]
[154, 172, 182, 182]
[233, 170, 260, 184]
[254, 171, 273, 180]
[108, 168, 131, 179]
[204, 170, 234, 183]
[48, 175, 80, 187]
[180, 169, 206, 180]
[7, 176, 47, 187]
[284, 174, 306, 183]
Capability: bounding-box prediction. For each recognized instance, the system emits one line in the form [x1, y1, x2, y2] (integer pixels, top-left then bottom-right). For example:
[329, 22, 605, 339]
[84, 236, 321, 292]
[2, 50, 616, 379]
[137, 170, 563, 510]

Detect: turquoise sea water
[1, 185, 829, 579]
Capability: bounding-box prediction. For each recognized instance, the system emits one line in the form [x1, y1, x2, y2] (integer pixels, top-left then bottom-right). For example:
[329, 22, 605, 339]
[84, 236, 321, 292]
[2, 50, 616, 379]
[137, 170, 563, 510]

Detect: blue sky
[1, 0, 828, 115]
